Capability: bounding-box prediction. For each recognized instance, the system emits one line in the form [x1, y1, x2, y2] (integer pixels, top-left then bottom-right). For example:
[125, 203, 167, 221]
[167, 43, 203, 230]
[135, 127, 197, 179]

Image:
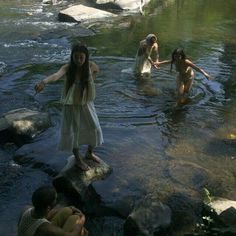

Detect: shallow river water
[0, 0, 236, 235]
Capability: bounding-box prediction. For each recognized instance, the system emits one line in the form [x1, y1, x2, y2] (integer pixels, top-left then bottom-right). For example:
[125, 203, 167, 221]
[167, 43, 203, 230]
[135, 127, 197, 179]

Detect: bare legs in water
[176, 75, 194, 105]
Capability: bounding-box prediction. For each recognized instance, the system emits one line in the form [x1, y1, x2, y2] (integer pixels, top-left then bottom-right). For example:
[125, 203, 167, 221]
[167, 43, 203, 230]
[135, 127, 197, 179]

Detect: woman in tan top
[35, 44, 103, 171]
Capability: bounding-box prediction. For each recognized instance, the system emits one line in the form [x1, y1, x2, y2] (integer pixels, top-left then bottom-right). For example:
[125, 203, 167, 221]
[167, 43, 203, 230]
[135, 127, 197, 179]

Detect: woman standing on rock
[35, 44, 103, 171]
[133, 33, 159, 79]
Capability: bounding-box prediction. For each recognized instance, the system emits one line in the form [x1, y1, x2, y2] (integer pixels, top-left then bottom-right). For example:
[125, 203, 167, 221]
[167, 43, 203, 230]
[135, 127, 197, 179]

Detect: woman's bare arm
[185, 59, 213, 80]
[154, 59, 171, 68]
[150, 43, 159, 63]
[34, 64, 68, 93]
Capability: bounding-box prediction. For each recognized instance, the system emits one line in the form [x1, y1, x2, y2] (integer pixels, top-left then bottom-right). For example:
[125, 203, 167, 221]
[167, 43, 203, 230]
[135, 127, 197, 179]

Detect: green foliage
[203, 187, 212, 204]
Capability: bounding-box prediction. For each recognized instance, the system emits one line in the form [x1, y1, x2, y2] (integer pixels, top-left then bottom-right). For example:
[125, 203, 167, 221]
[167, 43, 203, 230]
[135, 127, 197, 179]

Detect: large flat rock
[58, 4, 117, 23]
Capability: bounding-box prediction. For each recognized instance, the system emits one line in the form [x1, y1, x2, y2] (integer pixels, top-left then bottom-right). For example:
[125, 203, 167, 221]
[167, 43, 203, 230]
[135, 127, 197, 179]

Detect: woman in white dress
[35, 44, 103, 171]
[133, 33, 159, 79]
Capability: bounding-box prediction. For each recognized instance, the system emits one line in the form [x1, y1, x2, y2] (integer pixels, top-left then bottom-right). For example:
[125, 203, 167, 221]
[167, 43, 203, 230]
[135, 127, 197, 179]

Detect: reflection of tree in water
[219, 41, 236, 99]
[136, 76, 162, 96]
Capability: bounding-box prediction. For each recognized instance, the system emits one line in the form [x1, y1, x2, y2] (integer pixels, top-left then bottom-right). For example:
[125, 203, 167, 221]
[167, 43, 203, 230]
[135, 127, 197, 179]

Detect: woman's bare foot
[85, 152, 100, 163]
[74, 155, 90, 171]
[73, 148, 90, 171]
[76, 159, 90, 171]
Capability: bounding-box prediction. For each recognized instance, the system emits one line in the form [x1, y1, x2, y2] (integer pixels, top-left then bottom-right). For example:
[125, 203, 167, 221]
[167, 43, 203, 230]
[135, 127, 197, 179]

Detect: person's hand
[153, 62, 160, 69]
[208, 75, 213, 80]
[205, 74, 213, 80]
[47, 208, 59, 220]
[70, 206, 82, 214]
[34, 80, 45, 94]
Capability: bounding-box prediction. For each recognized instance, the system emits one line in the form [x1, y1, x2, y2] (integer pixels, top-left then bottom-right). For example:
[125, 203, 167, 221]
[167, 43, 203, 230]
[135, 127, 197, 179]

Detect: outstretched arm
[34, 64, 68, 93]
[186, 59, 213, 80]
[154, 59, 171, 68]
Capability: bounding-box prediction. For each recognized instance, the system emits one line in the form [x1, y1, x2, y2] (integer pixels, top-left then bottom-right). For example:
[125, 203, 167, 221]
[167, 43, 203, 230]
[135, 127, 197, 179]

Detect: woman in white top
[17, 185, 87, 236]
[35, 44, 103, 171]
[133, 33, 159, 79]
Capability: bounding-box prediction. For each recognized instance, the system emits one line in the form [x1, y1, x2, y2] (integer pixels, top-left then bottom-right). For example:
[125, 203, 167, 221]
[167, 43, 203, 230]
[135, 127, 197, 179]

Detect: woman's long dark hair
[65, 44, 89, 98]
[170, 48, 186, 71]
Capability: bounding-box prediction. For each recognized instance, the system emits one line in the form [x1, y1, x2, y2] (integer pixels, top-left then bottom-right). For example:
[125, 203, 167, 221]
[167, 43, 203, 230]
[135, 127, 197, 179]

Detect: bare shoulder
[185, 59, 194, 65]
[18, 206, 32, 218]
[89, 61, 99, 74]
[18, 206, 32, 225]
[153, 42, 158, 50]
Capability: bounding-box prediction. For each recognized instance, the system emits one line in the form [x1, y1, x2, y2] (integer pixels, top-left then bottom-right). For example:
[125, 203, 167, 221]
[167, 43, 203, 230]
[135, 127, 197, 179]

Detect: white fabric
[58, 102, 103, 150]
[133, 34, 158, 77]
[17, 208, 50, 236]
[58, 72, 103, 151]
[61, 72, 96, 105]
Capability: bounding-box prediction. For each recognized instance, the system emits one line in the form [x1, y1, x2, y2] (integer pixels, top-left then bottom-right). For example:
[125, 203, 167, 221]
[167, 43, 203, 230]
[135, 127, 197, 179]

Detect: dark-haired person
[133, 33, 159, 79]
[17, 186, 88, 236]
[35, 44, 103, 171]
[155, 48, 213, 103]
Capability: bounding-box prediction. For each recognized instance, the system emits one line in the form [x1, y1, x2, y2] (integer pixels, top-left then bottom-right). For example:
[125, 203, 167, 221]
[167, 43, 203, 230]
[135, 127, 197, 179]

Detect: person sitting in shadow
[17, 185, 88, 236]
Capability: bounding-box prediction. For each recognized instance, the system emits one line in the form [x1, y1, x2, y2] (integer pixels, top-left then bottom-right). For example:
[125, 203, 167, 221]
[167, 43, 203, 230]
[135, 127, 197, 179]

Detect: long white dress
[58, 71, 103, 151]
[133, 34, 158, 78]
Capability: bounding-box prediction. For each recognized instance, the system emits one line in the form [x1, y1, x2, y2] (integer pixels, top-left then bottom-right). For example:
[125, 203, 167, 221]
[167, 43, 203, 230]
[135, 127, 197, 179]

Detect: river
[0, 0, 236, 235]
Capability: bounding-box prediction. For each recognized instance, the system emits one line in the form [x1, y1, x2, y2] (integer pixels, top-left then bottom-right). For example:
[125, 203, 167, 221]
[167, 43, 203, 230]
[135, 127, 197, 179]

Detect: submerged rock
[0, 108, 51, 146]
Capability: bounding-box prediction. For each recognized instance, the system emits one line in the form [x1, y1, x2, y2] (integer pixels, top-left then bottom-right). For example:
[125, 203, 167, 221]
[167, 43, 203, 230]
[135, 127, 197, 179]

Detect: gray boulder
[124, 196, 171, 236]
[58, 4, 117, 23]
[53, 155, 112, 201]
[0, 108, 51, 145]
